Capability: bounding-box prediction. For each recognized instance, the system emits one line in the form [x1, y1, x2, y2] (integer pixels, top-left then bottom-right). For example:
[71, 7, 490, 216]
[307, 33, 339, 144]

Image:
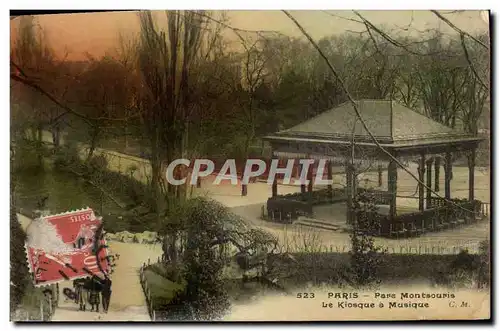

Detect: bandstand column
[434, 156, 441, 191]
[307, 160, 314, 193]
[241, 159, 248, 196]
[425, 158, 433, 209]
[378, 165, 383, 187]
[418, 153, 425, 211]
[387, 159, 398, 220]
[272, 176, 278, 197]
[444, 152, 452, 200]
[468, 148, 476, 202]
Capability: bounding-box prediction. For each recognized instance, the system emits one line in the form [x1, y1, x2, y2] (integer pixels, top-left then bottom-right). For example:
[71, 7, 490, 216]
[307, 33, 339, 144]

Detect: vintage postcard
[10, 9, 491, 322]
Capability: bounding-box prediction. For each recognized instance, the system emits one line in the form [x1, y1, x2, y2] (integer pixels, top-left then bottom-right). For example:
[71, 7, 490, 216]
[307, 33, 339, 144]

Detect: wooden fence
[80, 145, 152, 184]
[139, 257, 164, 321]
[317, 242, 485, 255]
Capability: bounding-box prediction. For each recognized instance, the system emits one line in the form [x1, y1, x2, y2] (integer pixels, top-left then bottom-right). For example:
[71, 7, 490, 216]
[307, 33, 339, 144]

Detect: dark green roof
[267, 100, 477, 146]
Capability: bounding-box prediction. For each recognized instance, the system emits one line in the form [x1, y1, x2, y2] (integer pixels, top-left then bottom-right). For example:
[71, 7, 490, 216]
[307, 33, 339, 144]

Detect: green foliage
[478, 240, 490, 288]
[180, 199, 231, 320]
[16, 283, 58, 321]
[142, 267, 186, 319]
[450, 249, 479, 271]
[162, 198, 237, 320]
[10, 143, 30, 313]
[432, 245, 489, 289]
[349, 193, 386, 287]
[10, 186, 30, 313]
[149, 262, 181, 283]
[12, 139, 45, 172]
[53, 143, 81, 169]
[88, 154, 108, 173]
[26, 142, 156, 234]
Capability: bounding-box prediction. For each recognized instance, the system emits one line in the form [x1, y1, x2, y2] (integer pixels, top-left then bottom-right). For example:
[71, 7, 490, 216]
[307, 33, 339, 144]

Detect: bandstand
[263, 100, 487, 237]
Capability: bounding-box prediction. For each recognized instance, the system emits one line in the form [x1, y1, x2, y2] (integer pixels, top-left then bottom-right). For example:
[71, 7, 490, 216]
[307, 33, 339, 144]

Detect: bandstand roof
[265, 99, 482, 149]
[264, 100, 484, 163]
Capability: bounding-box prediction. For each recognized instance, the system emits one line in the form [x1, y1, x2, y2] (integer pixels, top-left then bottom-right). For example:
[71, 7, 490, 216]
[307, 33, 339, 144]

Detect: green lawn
[143, 264, 186, 310]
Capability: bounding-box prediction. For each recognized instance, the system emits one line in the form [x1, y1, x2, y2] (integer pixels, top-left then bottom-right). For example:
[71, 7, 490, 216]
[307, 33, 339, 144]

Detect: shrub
[160, 198, 237, 320]
[10, 188, 29, 313]
[450, 249, 478, 272]
[10, 145, 30, 313]
[88, 154, 108, 173]
[12, 140, 44, 172]
[478, 240, 490, 288]
[349, 193, 386, 287]
[53, 143, 81, 169]
[432, 248, 488, 289]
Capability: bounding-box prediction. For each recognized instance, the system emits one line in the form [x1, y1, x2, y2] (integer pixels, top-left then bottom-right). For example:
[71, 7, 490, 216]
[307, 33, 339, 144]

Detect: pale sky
[10, 10, 489, 60]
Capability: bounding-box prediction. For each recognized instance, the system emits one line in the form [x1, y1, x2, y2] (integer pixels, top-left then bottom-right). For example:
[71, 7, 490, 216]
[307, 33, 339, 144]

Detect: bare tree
[136, 10, 208, 209]
[239, 38, 272, 156]
[135, 10, 227, 263]
[11, 16, 56, 166]
[71, 54, 137, 162]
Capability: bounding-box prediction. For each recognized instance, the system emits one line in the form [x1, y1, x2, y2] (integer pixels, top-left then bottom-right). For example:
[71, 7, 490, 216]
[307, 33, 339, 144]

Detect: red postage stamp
[25, 208, 110, 286]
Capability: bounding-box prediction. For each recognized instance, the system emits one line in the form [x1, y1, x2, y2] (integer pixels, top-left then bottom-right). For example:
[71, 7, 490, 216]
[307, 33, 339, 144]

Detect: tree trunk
[150, 158, 162, 214]
[124, 125, 129, 150]
[169, 231, 178, 265]
[36, 123, 44, 167]
[434, 157, 441, 192]
[243, 134, 252, 159]
[85, 128, 100, 163]
[52, 126, 61, 149]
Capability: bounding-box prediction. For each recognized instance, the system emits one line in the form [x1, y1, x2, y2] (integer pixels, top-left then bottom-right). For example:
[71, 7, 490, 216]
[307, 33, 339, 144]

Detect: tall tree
[136, 10, 218, 263]
[70, 54, 137, 162]
[11, 16, 56, 167]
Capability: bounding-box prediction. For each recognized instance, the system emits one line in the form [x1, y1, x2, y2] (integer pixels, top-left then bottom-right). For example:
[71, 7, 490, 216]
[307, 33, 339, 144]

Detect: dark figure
[87, 277, 102, 312]
[73, 279, 83, 304]
[79, 277, 92, 311]
[101, 276, 112, 313]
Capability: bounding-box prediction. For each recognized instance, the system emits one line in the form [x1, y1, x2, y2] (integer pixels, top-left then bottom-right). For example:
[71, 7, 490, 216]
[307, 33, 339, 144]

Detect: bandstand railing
[378, 198, 486, 238]
[266, 188, 391, 223]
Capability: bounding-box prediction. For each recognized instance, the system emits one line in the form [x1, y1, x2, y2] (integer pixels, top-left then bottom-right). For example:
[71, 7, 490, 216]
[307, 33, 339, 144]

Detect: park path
[18, 213, 162, 321]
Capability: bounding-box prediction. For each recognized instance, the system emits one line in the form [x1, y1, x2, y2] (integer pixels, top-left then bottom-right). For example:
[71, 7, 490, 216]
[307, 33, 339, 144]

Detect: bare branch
[431, 10, 489, 49]
[353, 11, 445, 57]
[10, 72, 94, 127]
[460, 32, 488, 90]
